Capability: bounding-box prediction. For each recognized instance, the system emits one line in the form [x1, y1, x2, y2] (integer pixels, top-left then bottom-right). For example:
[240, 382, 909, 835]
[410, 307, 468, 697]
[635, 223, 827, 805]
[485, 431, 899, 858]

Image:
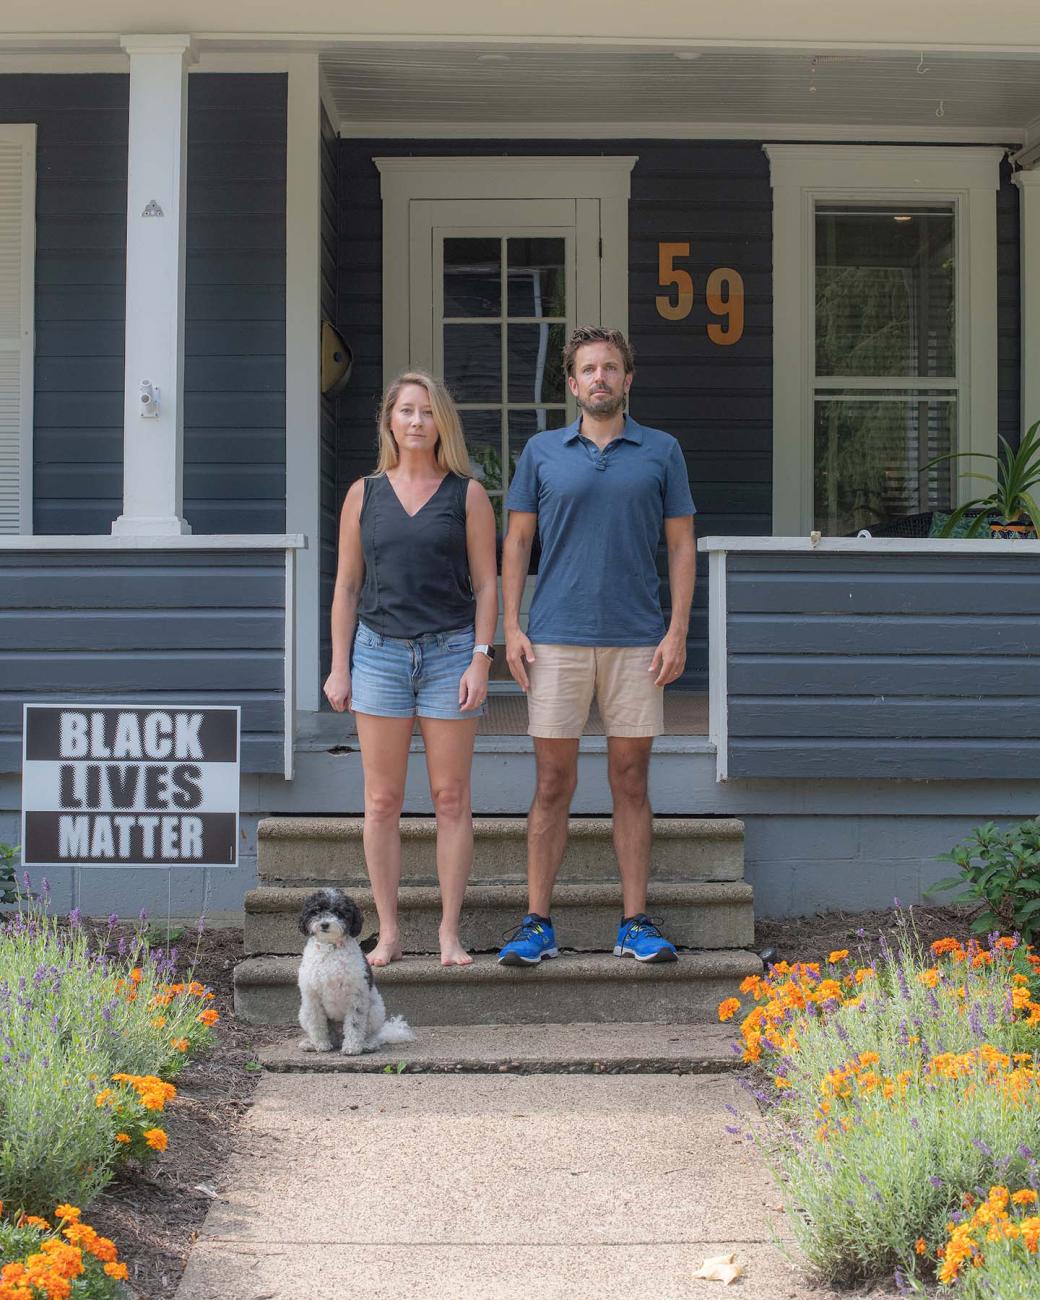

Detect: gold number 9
[705, 268, 744, 346]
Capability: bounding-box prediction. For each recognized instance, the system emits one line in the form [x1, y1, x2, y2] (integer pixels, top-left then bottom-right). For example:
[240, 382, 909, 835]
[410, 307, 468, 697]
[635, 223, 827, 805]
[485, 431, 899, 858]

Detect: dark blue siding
[184, 74, 287, 534]
[0, 549, 287, 773]
[0, 75, 129, 534]
[0, 73, 287, 536]
[333, 140, 1021, 689]
[723, 549, 1040, 779]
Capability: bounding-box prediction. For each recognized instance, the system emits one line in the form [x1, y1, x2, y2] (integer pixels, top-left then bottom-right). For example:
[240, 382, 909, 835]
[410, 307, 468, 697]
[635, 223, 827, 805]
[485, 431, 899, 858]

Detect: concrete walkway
[175, 1044, 900, 1300]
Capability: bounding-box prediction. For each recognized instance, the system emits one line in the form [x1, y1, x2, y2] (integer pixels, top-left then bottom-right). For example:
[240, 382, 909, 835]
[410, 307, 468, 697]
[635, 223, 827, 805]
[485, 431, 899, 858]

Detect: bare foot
[367, 936, 403, 967]
[439, 935, 474, 967]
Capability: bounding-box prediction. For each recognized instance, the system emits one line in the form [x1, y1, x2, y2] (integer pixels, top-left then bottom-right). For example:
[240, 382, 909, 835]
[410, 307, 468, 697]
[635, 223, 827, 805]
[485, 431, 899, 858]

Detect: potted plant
[925, 420, 1040, 538]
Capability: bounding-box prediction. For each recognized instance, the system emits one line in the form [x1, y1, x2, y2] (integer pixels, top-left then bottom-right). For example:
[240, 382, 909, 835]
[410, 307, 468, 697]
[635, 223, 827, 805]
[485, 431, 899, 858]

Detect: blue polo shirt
[505, 414, 696, 646]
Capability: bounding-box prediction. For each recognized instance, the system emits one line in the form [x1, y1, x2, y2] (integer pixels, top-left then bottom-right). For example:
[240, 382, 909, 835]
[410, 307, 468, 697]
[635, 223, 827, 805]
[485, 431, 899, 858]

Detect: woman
[323, 371, 497, 967]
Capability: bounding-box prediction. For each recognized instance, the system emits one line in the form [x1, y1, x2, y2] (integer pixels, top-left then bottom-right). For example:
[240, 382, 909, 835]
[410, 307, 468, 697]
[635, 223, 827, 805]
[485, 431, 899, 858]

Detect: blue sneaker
[498, 914, 558, 965]
[613, 914, 678, 962]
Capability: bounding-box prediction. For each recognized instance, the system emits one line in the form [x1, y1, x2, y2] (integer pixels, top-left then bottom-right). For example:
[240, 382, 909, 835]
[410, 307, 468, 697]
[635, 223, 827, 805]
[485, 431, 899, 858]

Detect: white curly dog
[296, 888, 415, 1056]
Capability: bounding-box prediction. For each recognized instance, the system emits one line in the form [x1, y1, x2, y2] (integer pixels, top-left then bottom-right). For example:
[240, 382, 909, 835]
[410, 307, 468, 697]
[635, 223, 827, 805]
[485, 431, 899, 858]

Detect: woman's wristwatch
[473, 643, 495, 662]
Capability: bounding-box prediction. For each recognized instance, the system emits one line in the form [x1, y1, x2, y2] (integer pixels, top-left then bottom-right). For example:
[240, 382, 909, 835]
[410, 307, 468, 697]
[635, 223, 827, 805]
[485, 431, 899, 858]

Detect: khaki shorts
[526, 643, 664, 738]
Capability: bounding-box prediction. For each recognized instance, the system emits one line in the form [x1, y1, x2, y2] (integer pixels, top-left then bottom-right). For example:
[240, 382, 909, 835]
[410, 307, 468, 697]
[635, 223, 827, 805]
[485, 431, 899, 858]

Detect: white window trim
[1, 124, 36, 536]
[764, 144, 1004, 534]
[375, 156, 636, 380]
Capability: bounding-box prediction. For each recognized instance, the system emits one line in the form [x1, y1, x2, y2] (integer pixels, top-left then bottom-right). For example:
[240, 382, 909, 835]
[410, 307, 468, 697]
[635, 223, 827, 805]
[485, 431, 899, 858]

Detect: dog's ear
[347, 898, 364, 938]
[297, 892, 322, 937]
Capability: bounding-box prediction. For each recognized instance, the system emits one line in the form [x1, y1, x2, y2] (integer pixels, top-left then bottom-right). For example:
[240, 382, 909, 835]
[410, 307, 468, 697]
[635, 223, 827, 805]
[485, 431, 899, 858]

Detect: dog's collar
[312, 935, 347, 949]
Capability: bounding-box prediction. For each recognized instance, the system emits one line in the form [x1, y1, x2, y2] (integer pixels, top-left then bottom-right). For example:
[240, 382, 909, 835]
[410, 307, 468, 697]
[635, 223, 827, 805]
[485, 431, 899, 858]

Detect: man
[498, 325, 696, 966]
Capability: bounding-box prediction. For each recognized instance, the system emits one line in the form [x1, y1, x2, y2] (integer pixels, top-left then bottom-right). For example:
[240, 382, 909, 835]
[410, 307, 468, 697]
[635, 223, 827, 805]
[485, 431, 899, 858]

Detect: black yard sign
[21, 705, 240, 868]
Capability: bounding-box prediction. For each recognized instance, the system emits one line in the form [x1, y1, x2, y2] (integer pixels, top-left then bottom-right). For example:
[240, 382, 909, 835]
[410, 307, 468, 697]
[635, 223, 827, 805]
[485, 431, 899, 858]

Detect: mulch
[78, 902, 981, 1299]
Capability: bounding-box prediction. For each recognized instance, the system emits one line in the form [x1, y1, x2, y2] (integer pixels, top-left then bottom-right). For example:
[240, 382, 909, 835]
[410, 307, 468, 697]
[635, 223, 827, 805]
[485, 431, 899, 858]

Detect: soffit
[321, 44, 1040, 133]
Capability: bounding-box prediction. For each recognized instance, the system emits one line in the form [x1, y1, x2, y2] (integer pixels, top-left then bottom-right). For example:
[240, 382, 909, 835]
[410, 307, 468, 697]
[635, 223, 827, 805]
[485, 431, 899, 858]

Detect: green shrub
[0, 1205, 129, 1295]
[930, 818, 1040, 941]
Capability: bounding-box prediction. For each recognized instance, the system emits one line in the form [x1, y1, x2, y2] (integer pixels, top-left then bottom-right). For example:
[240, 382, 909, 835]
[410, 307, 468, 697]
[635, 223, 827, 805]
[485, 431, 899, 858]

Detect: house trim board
[764, 143, 1005, 534]
[1013, 167, 1040, 435]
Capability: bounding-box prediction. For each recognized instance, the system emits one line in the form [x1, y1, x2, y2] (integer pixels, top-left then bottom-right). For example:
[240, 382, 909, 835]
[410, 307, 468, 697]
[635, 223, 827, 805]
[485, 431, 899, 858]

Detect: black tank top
[357, 472, 476, 639]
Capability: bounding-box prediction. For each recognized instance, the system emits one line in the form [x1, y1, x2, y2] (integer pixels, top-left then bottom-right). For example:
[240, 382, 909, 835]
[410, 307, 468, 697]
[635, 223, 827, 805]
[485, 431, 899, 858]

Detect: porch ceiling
[322, 43, 1040, 138]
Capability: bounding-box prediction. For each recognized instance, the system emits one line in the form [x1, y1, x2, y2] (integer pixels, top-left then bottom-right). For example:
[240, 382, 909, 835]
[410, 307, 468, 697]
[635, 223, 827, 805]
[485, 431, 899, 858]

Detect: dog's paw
[340, 1040, 364, 1057]
[299, 1038, 334, 1053]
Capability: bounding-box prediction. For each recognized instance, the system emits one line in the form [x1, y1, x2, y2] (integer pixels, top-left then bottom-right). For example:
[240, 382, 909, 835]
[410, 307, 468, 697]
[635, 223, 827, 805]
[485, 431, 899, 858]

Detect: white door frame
[376, 155, 636, 380]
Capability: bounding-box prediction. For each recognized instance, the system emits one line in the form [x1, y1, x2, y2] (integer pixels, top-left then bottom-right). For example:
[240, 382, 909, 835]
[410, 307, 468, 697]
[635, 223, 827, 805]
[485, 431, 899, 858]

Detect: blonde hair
[373, 371, 471, 478]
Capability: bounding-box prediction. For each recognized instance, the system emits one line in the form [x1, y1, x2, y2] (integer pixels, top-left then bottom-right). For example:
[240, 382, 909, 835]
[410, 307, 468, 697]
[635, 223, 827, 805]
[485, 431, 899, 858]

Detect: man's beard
[576, 389, 626, 418]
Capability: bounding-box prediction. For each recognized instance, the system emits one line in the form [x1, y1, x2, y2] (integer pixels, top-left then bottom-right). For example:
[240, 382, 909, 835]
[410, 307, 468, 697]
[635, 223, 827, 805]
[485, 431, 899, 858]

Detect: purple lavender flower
[139, 908, 149, 922]
[929, 1176, 943, 1190]
[67, 907, 81, 927]
[969, 1005, 984, 1038]
[40, 876, 50, 894]
[725, 1124, 741, 1135]
[1020, 1145, 1034, 1160]
[107, 913, 118, 928]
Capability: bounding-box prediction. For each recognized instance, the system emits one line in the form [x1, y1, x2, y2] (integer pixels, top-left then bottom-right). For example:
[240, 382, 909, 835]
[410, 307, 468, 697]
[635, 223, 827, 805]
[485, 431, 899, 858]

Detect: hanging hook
[917, 52, 929, 74]
[935, 99, 945, 118]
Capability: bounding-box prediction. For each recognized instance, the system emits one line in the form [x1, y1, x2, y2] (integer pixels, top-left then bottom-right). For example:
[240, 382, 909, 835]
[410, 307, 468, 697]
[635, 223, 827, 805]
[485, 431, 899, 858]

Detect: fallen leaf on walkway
[694, 1253, 744, 1285]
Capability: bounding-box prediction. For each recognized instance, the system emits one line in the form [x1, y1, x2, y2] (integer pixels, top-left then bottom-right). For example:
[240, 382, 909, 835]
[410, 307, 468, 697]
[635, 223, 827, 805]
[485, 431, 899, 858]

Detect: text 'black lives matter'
[21, 706, 241, 869]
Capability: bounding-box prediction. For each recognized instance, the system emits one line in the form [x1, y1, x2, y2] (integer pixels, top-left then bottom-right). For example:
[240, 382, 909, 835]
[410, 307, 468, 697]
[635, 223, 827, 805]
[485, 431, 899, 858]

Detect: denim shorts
[351, 622, 486, 720]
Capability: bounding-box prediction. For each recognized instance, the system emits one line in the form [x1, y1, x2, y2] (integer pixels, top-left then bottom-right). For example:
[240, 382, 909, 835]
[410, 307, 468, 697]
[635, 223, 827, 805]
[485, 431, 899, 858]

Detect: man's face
[568, 342, 632, 418]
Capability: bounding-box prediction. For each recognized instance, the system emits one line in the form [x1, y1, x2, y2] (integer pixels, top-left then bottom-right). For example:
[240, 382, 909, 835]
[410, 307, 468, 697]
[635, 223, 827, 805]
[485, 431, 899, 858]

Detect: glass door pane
[436, 230, 573, 534]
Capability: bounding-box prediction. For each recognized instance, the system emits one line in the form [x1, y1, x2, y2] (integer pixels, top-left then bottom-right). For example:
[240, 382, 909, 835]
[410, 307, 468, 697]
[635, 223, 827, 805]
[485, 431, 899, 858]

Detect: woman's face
[389, 383, 439, 454]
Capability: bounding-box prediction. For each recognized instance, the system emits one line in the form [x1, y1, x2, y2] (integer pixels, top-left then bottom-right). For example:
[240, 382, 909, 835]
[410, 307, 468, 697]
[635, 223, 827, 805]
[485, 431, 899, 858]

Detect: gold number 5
[706, 267, 745, 345]
[656, 242, 694, 321]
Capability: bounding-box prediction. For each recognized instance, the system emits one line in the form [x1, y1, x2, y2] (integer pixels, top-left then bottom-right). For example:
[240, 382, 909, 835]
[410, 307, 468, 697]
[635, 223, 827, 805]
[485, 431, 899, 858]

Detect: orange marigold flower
[150, 1016, 166, 1030]
[104, 1261, 129, 1281]
[1013, 1189, 1039, 1206]
[115, 1133, 130, 1144]
[129, 967, 143, 984]
[171, 1037, 190, 1052]
[143, 1128, 168, 1152]
[854, 967, 876, 985]
[827, 949, 849, 963]
[931, 937, 964, 957]
[915, 1237, 928, 1255]
[198, 1008, 219, 1028]
[774, 1075, 791, 1089]
[94, 1089, 113, 1108]
[994, 936, 1018, 950]
[52, 1205, 80, 1222]
[84, 1235, 118, 1263]
[717, 998, 741, 1022]
[18, 1214, 50, 1231]
[918, 968, 940, 989]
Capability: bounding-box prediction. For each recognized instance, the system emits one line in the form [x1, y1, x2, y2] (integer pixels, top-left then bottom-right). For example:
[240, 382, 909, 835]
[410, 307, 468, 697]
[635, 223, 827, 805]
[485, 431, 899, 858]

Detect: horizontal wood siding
[0, 550, 287, 773]
[184, 74, 287, 534]
[0, 75, 129, 533]
[320, 106, 339, 678]
[0, 73, 287, 536]
[724, 550, 1040, 778]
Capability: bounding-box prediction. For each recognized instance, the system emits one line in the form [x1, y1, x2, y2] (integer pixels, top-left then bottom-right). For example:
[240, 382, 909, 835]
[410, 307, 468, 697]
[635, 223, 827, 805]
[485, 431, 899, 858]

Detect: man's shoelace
[503, 919, 545, 944]
[623, 915, 666, 940]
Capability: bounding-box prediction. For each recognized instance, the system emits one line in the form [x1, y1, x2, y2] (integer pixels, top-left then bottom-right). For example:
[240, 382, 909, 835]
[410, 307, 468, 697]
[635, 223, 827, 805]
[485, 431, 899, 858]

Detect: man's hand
[323, 668, 352, 712]
[649, 630, 686, 687]
[505, 630, 537, 692]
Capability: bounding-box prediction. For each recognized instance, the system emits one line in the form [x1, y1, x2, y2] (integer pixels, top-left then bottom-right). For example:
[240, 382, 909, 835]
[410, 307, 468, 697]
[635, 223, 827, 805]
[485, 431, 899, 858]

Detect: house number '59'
[655, 242, 744, 345]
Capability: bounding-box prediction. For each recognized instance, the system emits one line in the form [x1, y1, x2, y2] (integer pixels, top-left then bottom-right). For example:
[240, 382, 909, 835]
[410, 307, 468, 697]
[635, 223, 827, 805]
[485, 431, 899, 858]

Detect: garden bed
[49, 904, 978, 1299]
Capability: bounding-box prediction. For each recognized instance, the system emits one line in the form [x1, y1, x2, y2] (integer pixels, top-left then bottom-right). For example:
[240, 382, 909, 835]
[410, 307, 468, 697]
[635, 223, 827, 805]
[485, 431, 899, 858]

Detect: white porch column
[1014, 167, 1040, 434]
[285, 53, 322, 710]
[112, 35, 196, 536]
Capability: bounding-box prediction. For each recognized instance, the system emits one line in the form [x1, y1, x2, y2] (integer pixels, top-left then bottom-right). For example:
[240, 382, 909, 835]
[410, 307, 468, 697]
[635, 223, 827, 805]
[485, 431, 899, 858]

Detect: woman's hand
[458, 654, 491, 713]
[324, 668, 352, 713]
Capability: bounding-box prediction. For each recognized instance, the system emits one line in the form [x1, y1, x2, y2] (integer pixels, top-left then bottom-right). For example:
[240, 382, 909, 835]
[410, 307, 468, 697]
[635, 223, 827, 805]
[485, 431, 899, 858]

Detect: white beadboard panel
[323, 45, 1040, 133]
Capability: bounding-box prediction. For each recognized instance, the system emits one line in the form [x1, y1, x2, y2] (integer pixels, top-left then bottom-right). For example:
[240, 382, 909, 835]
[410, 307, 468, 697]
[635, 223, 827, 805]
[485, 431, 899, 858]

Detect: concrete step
[257, 816, 745, 885]
[244, 880, 755, 955]
[258, 1022, 741, 1074]
[234, 950, 761, 1027]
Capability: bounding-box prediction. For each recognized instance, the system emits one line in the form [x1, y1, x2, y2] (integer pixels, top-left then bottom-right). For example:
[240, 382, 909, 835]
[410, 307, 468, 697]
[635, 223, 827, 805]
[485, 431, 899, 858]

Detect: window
[814, 204, 956, 534]
[765, 145, 1003, 536]
[0, 124, 35, 535]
